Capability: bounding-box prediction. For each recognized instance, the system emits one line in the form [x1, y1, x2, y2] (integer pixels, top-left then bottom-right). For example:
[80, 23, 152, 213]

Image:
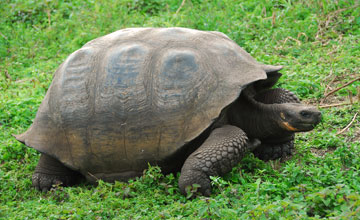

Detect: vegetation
[1, 0, 359, 219]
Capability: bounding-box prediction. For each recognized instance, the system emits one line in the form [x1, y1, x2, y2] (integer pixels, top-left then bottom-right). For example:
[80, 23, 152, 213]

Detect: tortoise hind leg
[32, 154, 83, 192]
[178, 125, 260, 196]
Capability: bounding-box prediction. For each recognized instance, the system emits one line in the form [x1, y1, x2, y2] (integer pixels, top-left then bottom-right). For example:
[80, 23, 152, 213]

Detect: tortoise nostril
[300, 111, 311, 118]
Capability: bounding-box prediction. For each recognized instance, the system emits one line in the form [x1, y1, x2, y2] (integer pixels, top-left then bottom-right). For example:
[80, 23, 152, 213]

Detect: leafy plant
[1, 0, 359, 218]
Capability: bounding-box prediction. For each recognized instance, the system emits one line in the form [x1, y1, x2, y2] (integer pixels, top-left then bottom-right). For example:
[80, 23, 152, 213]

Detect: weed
[1, 0, 359, 219]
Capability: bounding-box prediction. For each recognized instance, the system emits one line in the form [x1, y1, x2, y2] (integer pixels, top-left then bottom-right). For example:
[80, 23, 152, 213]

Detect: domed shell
[15, 28, 281, 181]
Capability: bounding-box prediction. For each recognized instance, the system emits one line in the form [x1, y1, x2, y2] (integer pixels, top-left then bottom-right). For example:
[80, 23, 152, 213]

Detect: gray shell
[16, 28, 281, 180]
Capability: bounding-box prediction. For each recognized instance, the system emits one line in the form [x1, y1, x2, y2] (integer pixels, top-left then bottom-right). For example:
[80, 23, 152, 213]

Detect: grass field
[1, 0, 360, 219]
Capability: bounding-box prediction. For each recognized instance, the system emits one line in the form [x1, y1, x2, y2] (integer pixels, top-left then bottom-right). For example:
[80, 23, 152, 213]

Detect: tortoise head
[227, 89, 321, 139]
[276, 103, 321, 132]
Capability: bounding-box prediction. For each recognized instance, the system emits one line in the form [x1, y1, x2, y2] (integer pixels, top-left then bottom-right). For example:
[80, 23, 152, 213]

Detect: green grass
[1, 0, 360, 219]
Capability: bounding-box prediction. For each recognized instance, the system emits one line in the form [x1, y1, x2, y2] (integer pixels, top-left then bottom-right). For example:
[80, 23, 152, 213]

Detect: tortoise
[15, 27, 321, 196]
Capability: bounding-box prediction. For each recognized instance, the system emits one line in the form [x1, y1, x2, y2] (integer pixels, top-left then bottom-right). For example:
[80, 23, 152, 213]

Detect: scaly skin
[253, 88, 300, 161]
[32, 154, 82, 192]
[178, 125, 260, 196]
[254, 88, 300, 104]
[253, 139, 294, 161]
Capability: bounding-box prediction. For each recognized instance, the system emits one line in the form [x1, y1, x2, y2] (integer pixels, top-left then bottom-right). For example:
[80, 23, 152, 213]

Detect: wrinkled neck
[228, 92, 290, 140]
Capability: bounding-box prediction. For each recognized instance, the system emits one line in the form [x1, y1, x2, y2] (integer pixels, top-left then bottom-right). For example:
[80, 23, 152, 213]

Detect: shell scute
[153, 49, 215, 115]
[97, 43, 149, 119]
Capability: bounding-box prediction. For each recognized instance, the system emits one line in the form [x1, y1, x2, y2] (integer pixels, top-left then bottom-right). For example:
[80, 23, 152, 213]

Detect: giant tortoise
[15, 27, 321, 196]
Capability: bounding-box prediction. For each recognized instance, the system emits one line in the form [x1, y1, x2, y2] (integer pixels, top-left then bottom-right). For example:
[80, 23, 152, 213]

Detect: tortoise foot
[33, 154, 82, 192]
[253, 140, 294, 161]
[32, 172, 76, 192]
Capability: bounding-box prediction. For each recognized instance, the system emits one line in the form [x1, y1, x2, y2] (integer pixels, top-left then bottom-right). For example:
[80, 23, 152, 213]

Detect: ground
[1, 0, 360, 219]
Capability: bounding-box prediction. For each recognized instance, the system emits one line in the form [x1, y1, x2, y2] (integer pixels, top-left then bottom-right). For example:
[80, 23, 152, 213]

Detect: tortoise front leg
[253, 88, 299, 161]
[253, 139, 294, 161]
[32, 154, 82, 192]
[178, 125, 260, 196]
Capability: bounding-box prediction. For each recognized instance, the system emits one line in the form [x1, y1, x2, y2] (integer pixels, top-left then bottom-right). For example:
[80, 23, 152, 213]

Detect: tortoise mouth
[281, 121, 318, 132]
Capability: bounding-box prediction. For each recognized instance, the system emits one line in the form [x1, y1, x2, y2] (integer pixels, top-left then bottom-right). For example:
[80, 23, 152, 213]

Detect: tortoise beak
[281, 122, 301, 132]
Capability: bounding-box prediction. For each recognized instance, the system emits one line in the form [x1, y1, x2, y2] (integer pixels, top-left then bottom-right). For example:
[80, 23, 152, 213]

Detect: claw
[248, 138, 261, 151]
[204, 189, 211, 197]
[53, 179, 63, 186]
[31, 154, 82, 191]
